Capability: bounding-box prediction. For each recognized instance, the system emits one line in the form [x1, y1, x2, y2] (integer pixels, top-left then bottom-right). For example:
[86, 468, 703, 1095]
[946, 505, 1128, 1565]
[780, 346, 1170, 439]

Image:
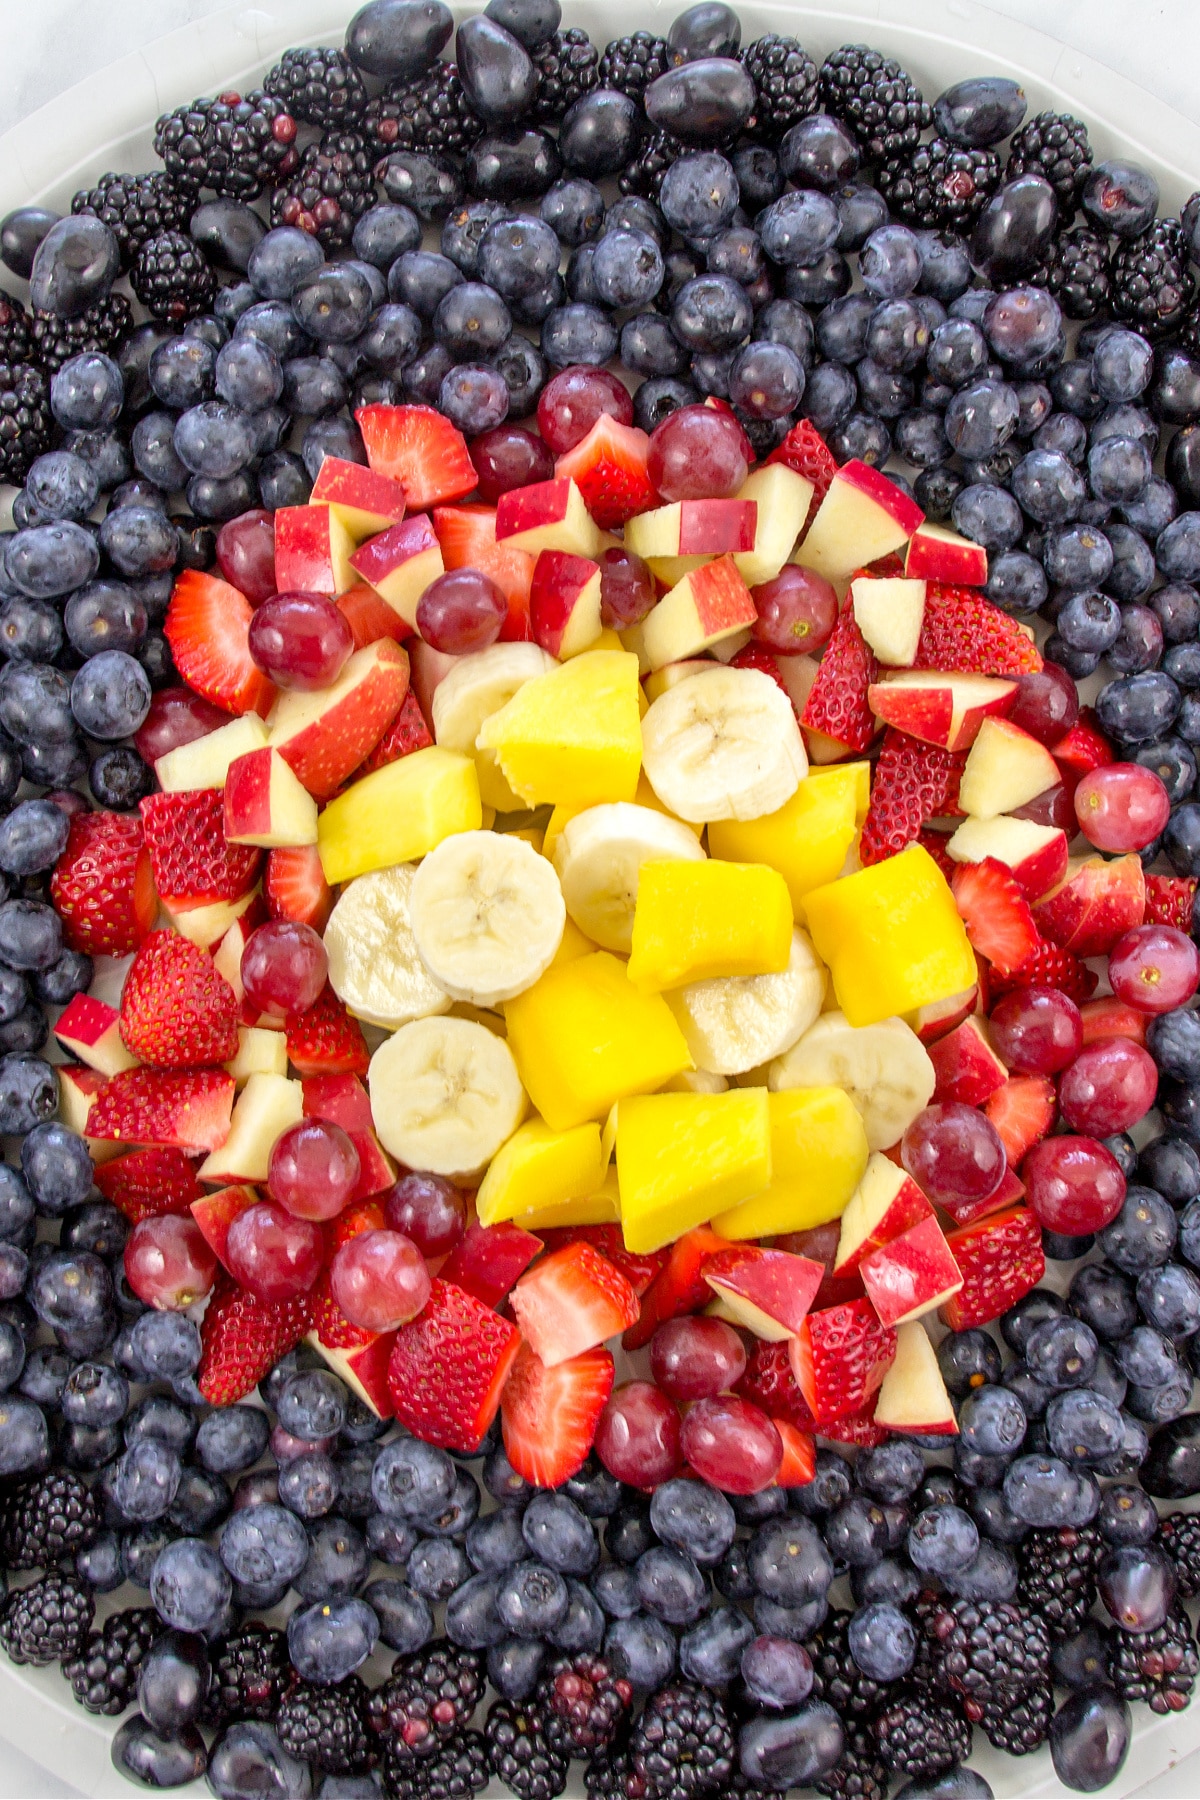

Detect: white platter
[0, 2, 1199, 1795]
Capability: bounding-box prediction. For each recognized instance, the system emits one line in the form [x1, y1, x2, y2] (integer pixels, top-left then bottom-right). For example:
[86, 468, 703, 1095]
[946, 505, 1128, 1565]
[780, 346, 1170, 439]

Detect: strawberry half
[387, 1279, 521, 1454]
[554, 414, 658, 528]
[772, 1419, 817, 1486]
[985, 1075, 1057, 1165]
[198, 1277, 315, 1405]
[940, 1206, 1044, 1331]
[359, 688, 434, 776]
[509, 1242, 639, 1367]
[88, 1068, 235, 1153]
[951, 857, 1039, 975]
[766, 418, 837, 531]
[50, 810, 157, 957]
[1080, 997, 1148, 1047]
[432, 504, 534, 639]
[141, 789, 262, 907]
[861, 730, 965, 866]
[356, 404, 476, 508]
[737, 1338, 816, 1432]
[164, 570, 275, 716]
[819, 1408, 890, 1449]
[119, 930, 239, 1069]
[501, 1340, 615, 1488]
[94, 1145, 203, 1223]
[1145, 874, 1197, 931]
[918, 828, 957, 879]
[988, 935, 1097, 1004]
[800, 607, 878, 753]
[338, 583, 404, 650]
[915, 585, 1042, 677]
[536, 1226, 666, 1298]
[285, 985, 369, 1078]
[789, 1298, 896, 1427]
[622, 1227, 731, 1351]
[265, 845, 333, 932]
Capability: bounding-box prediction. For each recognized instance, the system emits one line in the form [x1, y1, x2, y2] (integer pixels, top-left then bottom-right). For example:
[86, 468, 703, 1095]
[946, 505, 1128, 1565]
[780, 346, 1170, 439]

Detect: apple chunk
[869, 670, 1017, 750]
[874, 1319, 958, 1434]
[308, 1331, 395, 1418]
[627, 500, 757, 561]
[55, 993, 138, 1077]
[155, 714, 269, 792]
[274, 503, 356, 596]
[733, 464, 812, 586]
[530, 551, 603, 659]
[268, 638, 410, 800]
[310, 456, 407, 539]
[860, 1214, 963, 1327]
[834, 1154, 933, 1278]
[495, 477, 601, 558]
[904, 521, 988, 586]
[197, 1072, 304, 1184]
[794, 459, 923, 585]
[702, 1246, 824, 1341]
[225, 746, 320, 848]
[928, 1015, 1008, 1107]
[641, 555, 758, 671]
[349, 514, 444, 631]
[851, 576, 926, 667]
[1033, 854, 1146, 957]
[904, 983, 978, 1045]
[958, 717, 1062, 819]
[947, 815, 1069, 901]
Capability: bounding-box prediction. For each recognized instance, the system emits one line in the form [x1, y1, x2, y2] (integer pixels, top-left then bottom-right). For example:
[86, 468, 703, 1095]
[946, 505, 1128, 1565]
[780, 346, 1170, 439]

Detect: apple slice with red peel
[904, 983, 979, 1046]
[869, 670, 1017, 751]
[851, 576, 926, 668]
[409, 639, 459, 728]
[958, 717, 1062, 819]
[626, 499, 757, 561]
[268, 638, 410, 800]
[227, 1027, 288, 1083]
[58, 1065, 122, 1162]
[224, 747, 319, 848]
[495, 477, 601, 558]
[164, 889, 261, 952]
[874, 1319, 958, 1434]
[274, 503, 356, 597]
[212, 898, 270, 1007]
[702, 1246, 824, 1341]
[1081, 996, 1148, 1047]
[794, 459, 923, 585]
[928, 1016, 1009, 1107]
[302, 1073, 374, 1135]
[733, 464, 813, 586]
[349, 515, 444, 630]
[642, 555, 758, 671]
[191, 1184, 258, 1274]
[904, 521, 988, 586]
[55, 994, 138, 1077]
[947, 815, 1069, 901]
[834, 1155, 934, 1279]
[1032, 854, 1146, 957]
[859, 1213, 964, 1327]
[309, 1329, 395, 1417]
[309, 456, 407, 539]
[196, 1072, 304, 1185]
[155, 714, 269, 793]
[440, 1221, 543, 1309]
[530, 550, 603, 659]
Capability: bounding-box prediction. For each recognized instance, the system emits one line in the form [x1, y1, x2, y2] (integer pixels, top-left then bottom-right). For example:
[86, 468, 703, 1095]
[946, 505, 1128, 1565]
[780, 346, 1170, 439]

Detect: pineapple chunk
[476, 650, 642, 809]
[316, 747, 482, 884]
[713, 1086, 869, 1239]
[617, 1089, 771, 1253]
[708, 772, 859, 912]
[627, 860, 793, 993]
[475, 1117, 606, 1226]
[509, 1165, 622, 1231]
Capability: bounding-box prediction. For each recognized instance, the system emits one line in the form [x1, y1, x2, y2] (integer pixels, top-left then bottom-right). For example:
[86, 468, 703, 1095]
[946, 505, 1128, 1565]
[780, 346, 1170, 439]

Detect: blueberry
[274, 1369, 346, 1443]
[1025, 1315, 1100, 1388]
[194, 1406, 270, 1476]
[112, 1715, 208, 1791]
[294, 1517, 369, 1602]
[168, 1468, 232, 1538]
[907, 1504, 979, 1576]
[1097, 1187, 1176, 1273]
[671, 274, 753, 353]
[62, 1361, 127, 1429]
[1045, 1389, 1126, 1466]
[0, 1317, 24, 1391]
[822, 1495, 889, 1569]
[679, 1603, 755, 1687]
[150, 1536, 232, 1634]
[937, 1330, 1003, 1401]
[76, 1528, 124, 1592]
[408, 1535, 471, 1602]
[438, 364, 509, 435]
[958, 1383, 1027, 1455]
[111, 1439, 183, 1523]
[541, 302, 617, 368]
[363, 1578, 433, 1656]
[589, 229, 665, 311]
[278, 1454, 338, 1520]
[69, 651, 151, 742]
[634, 1544, 707, 1625]
[20, 1342, 70, 1404]
[943, 379, 1019, 460]
[444, 1571, 505, 1648]
[540, 179, 603, 246]
[648, 1479, 735, 1567]
[605, 1612, 677, 1689]
[1003, 1454, 1099, 1527]
[550, 1578, 605, 1654]
[488, 1635, 545, 1700]
[737, 1699, 843, 1792]
[219, 1501, 308, 1586]
[740, 1634, 813, 1710]
[362, 1514, 416, 1570]
[1088, 1350, 1128, 1412]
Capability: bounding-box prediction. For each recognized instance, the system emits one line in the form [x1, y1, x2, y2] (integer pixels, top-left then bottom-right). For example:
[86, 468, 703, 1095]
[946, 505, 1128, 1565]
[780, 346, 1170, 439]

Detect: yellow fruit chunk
[317, 748, 482, 884]
[713, 1086, 869, 1239]
[803, 843, 977, 1028]
[550, 915, 597, 967]
[708, 775, 858, 913]
[627, 860, 793, 993]
[808, 760, 871, 823]
[476, 1117, 606, 1226]
[505, 951, 692, 1131]
[476, 650, 642, 809]
[509, 1166, 622, 1231]
[617, 1089, 771, 1253]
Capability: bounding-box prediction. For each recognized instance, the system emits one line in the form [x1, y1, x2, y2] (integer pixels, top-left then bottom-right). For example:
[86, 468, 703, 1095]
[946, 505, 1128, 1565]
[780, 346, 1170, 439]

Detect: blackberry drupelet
[485, 1697, 570, 1800]
[61, 1606, 159, 1716]
[1037, 224, 1112, 318]
[132, 230, 218, 323]
[29, 296, 133, 373]
[619, 130, 684, 199]
[271, 129, 377, 249]
[818, 44, 931, 163]
[366, 1641, 486, 1762]
[277, 1677, 370, 1772]
[264, 47, 368, 129]
[0, 295, 32, 364]
[1159, 1511, 1200, 1597]
[204, 1622, 295, 1723]
[978, 1680, 1053, 1753]
[1110, 217, 1195, 338]
[538, 1653, 633, 1758]
[809, 1608, 893, 1717]
[399, 1729, 491, 1799]
[878, 137, 1000, 230]
[0, 1572, 94, 1666]
[872, 1692, 972, 1779]
[1006, 110, 1092, 214]
[363, 63, 484, 157]
[71, 171, 191, 268]
[153, 90, 298, 200]
[585, 1751, 634, 1800]
[597, 33, 671, 100]
[0, 361, 50, 484]
[629, 1682, 736, 1800]
[930, 1597, 1052, 1707]
[1017, 1524, 1103, 1638]
[741, 35, 819, 141]
[0, 1468, 100, 1569]
[533, 29, 601, 125]
[813, 1722, 890, 1800]
[1112, 1608, 1200, 1714]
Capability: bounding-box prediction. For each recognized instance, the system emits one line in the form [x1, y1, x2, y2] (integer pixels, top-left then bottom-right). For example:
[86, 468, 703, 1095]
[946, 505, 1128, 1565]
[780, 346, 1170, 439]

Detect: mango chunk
[317, 747, 481, 884]
[713, 1086, 869, 1239]
[708, 775, 858, 913]
[803, 843, 977, 1029]
[504, 951, 692, 1132]
[617, 1088, 771, 1254]
[476, 1117, 606, 1226]
[476, 649, 642, 809]
[627, 859, 793, 993]
[509, 1165, 622, 1231]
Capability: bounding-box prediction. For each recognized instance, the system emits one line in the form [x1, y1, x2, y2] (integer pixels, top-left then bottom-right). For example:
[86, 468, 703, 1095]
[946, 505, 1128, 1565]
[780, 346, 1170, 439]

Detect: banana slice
[553, 802, 706, 953]
[433, 642, 556, 811]
[641, 665, 807, 823]
[769, 1009, 934, 1151]
[325, 864, 451, 1029]
[369, 1016, 527, 1178]
[666, 928, 826, 1076]
[409, 830, 565, 1006]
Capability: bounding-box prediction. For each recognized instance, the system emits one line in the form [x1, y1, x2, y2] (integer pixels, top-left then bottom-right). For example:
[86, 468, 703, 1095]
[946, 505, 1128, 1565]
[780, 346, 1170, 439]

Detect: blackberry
[399, 1729, 491, 1799]
[809, 1609, 892, 1718]
[0, 295, 31, 364]
[872, 1692, 971, 1779]
[741, 35, 819, 141]
[539, 1653, 633, 1758]
[264, 47, 368, 130]
[818, 44, 931, 164]
[0, 1468, 100, 1569]
[485, 1697, 570, 1800]
[0, 1572, 94, 1665]
[813, 1721, 890, 1800]
[153, 89, 298, 200]
[978, 1680, 1054, 1754]
[363, 63, 484, 158]
[71, 171, 191, 269]
[271, 129, 377, 249]
[1037, 224, 1113, 319]
[277, 1678, 370, 1772]
[0, 360, 50, 484]
[1110, 217, 1195, 338]
[533, 29, 601, 125]
[1112, 1608, 1200, 1714]
[585, 1754, 634, 1800]
[878, 137, 1000, 230]
[29, 295, 133, 374]
[1018, 1524, 1103, 1638]
[1159, 1511, 1200, 1597]
[930, 1597, 1052, 1707]
[629, 1682, 736, 1800]
[61, 1606, 159, 1716]
[204, 1622, 295, 1724]
[132, 230, 217, 323]
[366, 1641, 486, 1762]
[597, 33, 671, 101]
[619, 129, 684, 199]
[1006, 110, 1092, 215]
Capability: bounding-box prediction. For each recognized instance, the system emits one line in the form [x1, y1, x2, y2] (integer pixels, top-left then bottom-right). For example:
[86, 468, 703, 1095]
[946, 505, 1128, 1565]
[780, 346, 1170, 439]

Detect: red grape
[1108, 923, 1200, 1014]
[241, 920, 327, 1019]
[1005, 662, 1079, 746]
[594, 1381, 682, 1489]
[247, 592, 353, 691]
[45, 789, 89, 819]
[1023, 1135, 1126, 1233]
[268, 1119, 360, 1222]
[216, 508, 277, 605]
[1074, 763, 1170, 851]
[330, 1228, 431, 1332]
[650, 1316, 747, 1402]
[470, 425, 554, 502]
[647, 405, 750, 502]
[751, 565, 838, 654]
[384, 1173, 466, 1258]
[415, 568, 507, 654]
[1012, 784, 1074, 832]
[133, 686, 231, 765]
[271, 1424, 336, 1462]
[1058, 1037, 1158, 1135]
[901, 1102, 1006, 1205]
[124, 1216, 217, 1310]
[224, 1201, 324, 1301]
[988, 986, 1082, 1074]
[537, 366, 633, 454]
[679, 1394, 782, 1494]
[598, 547, 655, 630]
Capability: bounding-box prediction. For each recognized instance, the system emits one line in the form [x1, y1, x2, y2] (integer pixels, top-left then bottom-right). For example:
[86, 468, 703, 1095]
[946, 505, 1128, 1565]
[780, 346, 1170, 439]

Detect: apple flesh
[642, 555, 758, 671]
[850, 576, 926, 667]
[904, 521, 988, 586]
[55, 993, 138, 1077]
[702, 1246, 824, 1341]
[163, 888, 261, 951]
[310, 456, 407, 539]
[794, 459, 923, 585]
[859, 1213, 964, 1327]
[958, 717, 1062, 819]
[57, 1065, 122, 1163]
[274, 503, 356, 596]
[227, 1026, 288, 1083]
[928, 1016, 1009, 1107]
[268, 638, 410, 800]
[530, 550, 604, 659]
[868, 670, 1017, 750]
[212, 899, 270, 1007]
[348, 514, 444, 631]
[1032, 853, 1146, 957]
[155, 714, 269, 792]
[733, 465, 812, 586]
[626, 499, 757, 562]
[495, 477, 601, 558]
[947, 815, 1069, 900]
[834, 1155, 934, 1279]
[197, 1071, 304, 1184]
[874, 1319, 958, 1434]
[224, 746, 319, 848]
[307, 1331, 395, 1418]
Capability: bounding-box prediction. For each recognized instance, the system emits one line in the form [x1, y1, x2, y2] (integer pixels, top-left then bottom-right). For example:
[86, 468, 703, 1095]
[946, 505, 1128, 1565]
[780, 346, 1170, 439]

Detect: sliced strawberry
[988, 936, 1097, 1004]
[536, 1226, 666, 1298]
[501, 1340, 615, 1488]
[951, 857, 1039, 975]
[918, 828, 957, 879]
[198, 1276, 314, 1405]
[737, 1339, 816, 1431]
[285, 985, 369, 1078]
[94, 1146, 203, 1224]
[1144, 874, 1197, 931]
[191, 1183, 258, 1273]
[766, 418, 837, 532]
[140, 789, 261, 907]
[730, 641, 791, 697]
[119, 930, 240, 1069]
[940, 1206, 1044, 1331]
[554, 415, 658, 528]
[861, 730, 965, 865]
[789, 1298, 896, 1427]
[439, 1222, 543, 1309]
[800, 607, 878, 753]
[771, 1419, 817, 1487]
[621, 1227, 732, 1351]
[1080, 997, 1148, 1047]
[819, 1408, 890, 1449]
[432, 503, 534, 639]
[985, 1074, 1057, 1165]
[329, 1198, 388, 1251]
[301, 1073, 373, 1136]
[356, 404, 476, 508]
[265, 845, 332, 932]
[51, 810, 158, 958]
[938, 1160, 1026, 1229]
[359, 688, 434, 776]
[915, 584, 1042, 677]
[387, 1279, 521, 1453]
[309, 1271, 376, 1352]
[338, 583, 404, 650]
[1051, 709, 1113, 775]
[510, 1242, 639, 1367]
[164, 570, 275, 716]
[88, 1068, 235, 1153]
